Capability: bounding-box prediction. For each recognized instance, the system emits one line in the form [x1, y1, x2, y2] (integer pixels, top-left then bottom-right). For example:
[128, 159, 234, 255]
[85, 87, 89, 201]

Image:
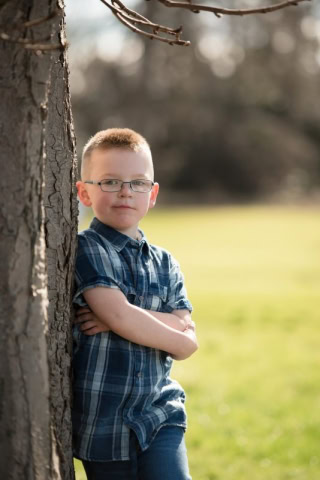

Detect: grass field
[75, 205, 320, 480]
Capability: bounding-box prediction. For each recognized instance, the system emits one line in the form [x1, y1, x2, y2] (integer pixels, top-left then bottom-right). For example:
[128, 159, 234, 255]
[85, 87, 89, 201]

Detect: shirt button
[139, 296, 143, 301]
[136, 372, 142, 378]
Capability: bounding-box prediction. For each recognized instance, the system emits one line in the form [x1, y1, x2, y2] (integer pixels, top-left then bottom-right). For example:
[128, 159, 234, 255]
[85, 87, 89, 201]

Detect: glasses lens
[131, 180, 153, 192]
[99, 179, 153, 192]
[100, 179, 121, 192]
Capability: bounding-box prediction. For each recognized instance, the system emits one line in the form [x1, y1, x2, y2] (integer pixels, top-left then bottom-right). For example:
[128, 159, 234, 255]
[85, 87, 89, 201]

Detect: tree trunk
[45, 2, 78, 479]
[0, 1, 77, 479]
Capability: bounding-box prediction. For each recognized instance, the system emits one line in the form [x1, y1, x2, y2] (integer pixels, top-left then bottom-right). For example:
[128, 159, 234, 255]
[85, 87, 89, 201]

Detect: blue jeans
[82, 426, 192, 480]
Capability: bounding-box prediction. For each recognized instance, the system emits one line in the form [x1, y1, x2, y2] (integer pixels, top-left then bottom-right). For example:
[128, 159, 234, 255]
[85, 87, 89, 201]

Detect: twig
[0, 8, 64, 52]
[22, 9, 61, 29]
[99, 0, 311, 45]
[100, 0, 190, 45]
[0, 32, 64, 51]
[157, 0, 311, 17]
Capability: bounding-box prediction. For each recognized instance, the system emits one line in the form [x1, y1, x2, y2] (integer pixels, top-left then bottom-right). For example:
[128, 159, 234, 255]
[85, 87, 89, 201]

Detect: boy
[73, 128, 198, 480]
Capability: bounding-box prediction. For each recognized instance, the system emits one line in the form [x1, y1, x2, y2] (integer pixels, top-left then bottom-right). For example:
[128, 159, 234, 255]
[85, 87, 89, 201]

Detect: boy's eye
[131, 180, 147, 187]
[101, 179, 120, 186]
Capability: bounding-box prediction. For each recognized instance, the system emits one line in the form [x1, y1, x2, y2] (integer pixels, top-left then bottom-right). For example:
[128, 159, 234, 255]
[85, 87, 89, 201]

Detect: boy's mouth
[114, 205, 134, 209]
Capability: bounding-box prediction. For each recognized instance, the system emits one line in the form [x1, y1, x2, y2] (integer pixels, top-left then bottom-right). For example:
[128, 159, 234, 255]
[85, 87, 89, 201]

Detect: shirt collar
[90, 217, 150, 253]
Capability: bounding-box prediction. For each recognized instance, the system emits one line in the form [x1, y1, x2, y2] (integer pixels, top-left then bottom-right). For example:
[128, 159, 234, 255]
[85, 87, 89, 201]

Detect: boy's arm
[76, 308, 193, 333]
[151, 309, 194, 332]
[81, 286, 198, 360]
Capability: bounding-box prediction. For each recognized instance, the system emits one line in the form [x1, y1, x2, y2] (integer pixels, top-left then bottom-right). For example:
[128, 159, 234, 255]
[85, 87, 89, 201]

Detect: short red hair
[81, 128, 150, 179]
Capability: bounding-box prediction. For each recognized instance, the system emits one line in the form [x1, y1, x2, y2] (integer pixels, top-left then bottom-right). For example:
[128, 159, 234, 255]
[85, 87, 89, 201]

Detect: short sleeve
[73, 232, 126, 307]
[164, 256, 192, 313]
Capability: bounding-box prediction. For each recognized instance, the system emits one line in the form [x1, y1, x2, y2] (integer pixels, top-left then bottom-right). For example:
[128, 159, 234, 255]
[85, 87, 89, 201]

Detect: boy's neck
[117, 226, 141, 241]
[135, 230, 142, 241]
[95, 217, 141, 241]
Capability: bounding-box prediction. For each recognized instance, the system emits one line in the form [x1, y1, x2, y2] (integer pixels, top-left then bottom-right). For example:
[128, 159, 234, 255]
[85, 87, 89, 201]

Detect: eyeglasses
[84, 179, 154, 193]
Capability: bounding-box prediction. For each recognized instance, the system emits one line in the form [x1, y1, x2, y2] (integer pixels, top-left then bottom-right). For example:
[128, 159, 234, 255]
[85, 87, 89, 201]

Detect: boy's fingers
[76, 308, 91, 317]
[83, 325, 111, 335]
[184, 321, 196, 332]
[80, 321, 97, 331]
[74, 313, 93, 324]
[74, 316, 84, 324]
[83, 327, 101, 336]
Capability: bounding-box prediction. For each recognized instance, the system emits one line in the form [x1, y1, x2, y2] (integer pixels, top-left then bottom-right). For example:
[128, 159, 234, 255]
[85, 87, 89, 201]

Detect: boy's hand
[74, 307, 111, 336]
[171, 309, 195, 332]
[149, 309, 195, 333]
[183, 320, 196, 332]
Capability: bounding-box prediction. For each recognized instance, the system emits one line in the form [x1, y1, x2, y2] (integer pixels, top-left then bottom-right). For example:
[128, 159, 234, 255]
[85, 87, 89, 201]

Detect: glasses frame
[84, 179, 155, 193]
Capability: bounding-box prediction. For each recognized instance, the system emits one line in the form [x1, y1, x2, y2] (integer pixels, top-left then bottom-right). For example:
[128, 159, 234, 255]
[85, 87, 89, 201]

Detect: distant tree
[72, 3, 319, 203]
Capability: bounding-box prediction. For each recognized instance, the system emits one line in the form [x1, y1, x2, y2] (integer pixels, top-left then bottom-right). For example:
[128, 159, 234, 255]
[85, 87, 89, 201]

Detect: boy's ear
[76, 181, 92, 207]
[149, 182, 159, 209]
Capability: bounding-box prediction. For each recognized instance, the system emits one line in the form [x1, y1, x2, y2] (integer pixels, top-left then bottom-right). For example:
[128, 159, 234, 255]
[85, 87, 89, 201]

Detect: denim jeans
[82, 426, 192, 480]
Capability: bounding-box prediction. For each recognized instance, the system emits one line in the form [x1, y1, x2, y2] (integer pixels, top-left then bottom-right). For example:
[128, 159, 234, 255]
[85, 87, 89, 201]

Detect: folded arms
[75, 287, 198, 361]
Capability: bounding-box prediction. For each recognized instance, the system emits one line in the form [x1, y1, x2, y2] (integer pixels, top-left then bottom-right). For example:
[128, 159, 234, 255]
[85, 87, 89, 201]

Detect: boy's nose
[118, 182, 132, 196]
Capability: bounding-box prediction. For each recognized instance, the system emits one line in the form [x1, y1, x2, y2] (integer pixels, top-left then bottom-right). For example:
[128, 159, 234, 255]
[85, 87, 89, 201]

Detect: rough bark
[45, 2, 78, 479]
[0, 1, 77, 479]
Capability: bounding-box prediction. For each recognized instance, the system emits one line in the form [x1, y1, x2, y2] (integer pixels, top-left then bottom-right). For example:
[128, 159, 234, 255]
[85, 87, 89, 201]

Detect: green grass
[75, 205, 320, 480]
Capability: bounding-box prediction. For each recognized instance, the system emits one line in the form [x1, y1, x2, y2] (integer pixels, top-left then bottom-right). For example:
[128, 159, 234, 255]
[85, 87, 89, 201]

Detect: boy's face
[77, 147, 159, 238]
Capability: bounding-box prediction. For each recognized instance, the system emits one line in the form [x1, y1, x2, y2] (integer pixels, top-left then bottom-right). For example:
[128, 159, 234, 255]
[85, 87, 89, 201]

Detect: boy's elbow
[173, 334, 199, 361]
[186, 337, 199, 358]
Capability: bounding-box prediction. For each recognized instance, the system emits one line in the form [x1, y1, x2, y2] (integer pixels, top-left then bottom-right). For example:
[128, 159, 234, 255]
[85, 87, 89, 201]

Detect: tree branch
[22, 9, 61, 29]
[0, 8, 65, 52]
[157, 0, 311, 17]
[0, 32, 63, 51]
[100, 0, 190, 45]
[100, 0, 311, 45]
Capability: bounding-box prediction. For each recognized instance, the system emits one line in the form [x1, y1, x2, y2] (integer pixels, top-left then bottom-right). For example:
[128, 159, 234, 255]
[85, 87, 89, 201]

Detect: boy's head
[81, 128, 153, 181]
[77, 128, 159, 239]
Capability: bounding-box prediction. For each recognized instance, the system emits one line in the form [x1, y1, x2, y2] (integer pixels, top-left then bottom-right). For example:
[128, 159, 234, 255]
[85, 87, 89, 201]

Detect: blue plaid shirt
[72, 217, 192, 461]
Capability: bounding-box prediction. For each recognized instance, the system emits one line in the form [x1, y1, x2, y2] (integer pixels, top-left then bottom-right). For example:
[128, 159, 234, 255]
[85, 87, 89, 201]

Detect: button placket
[135, 249, 147, 307]
[134, 348, 143, 384]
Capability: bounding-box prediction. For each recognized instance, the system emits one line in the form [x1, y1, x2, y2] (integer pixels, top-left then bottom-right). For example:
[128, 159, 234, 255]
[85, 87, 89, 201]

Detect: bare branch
[100, 0, 190, 45]
[0, 32, 65, 51]
[0, 8, 65, 52]
[22, 9, 60, 29]
[99, 0, 311, 45]
[157, 0, 311, 17]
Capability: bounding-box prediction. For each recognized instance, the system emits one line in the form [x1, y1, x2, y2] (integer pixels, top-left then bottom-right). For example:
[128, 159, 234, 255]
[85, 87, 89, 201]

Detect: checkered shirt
[72, 217, 192, 461]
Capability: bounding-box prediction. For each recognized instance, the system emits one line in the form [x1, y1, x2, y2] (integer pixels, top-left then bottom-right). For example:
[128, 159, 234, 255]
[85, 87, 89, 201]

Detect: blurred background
[65, 1, 320, 479]
[66, 0, 320, 205]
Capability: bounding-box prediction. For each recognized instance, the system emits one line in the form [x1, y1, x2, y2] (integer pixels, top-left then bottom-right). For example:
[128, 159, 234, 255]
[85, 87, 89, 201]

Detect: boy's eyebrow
[98, 173, 150, 179]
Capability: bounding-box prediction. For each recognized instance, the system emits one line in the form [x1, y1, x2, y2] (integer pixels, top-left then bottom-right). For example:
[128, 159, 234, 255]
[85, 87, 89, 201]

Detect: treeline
[69, 3, 320, 203]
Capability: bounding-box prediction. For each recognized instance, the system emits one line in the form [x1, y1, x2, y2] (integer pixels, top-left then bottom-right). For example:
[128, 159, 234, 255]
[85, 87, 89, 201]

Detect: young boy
[73, 128, 198, 480]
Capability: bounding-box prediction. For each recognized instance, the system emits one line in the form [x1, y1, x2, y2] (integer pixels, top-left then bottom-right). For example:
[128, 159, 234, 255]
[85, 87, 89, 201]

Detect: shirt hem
[73, 422, 187, 462]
